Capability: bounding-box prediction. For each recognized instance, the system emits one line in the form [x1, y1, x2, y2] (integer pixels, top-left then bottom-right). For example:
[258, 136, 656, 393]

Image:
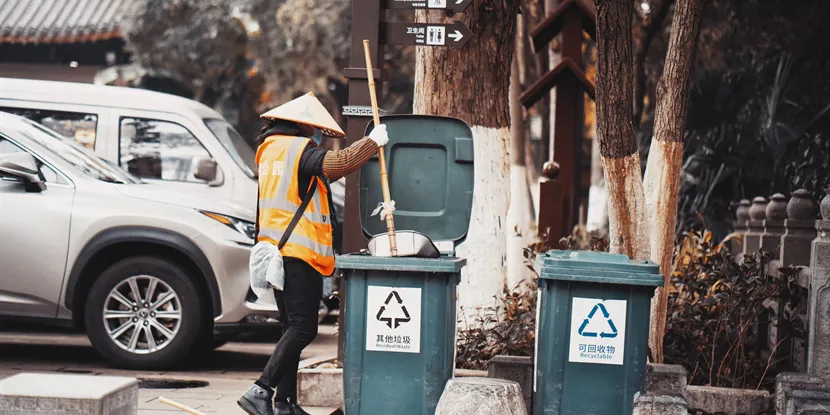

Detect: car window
[204, 118, 256, 178]
[119, 117, 212, 183]
[0, 107, 98, 150]
[0, 137, 68, 185]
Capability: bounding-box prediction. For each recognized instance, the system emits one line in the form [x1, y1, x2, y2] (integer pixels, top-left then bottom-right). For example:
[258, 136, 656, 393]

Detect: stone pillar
[435, 377, 527, 415]
[775, 373, 830, 414]
[781, 189, 819, 267]
[808, 190, 830, 379]
[745, 197, 768, 256]
[761, 194, 788, 255]
[733, 199, 751, 257]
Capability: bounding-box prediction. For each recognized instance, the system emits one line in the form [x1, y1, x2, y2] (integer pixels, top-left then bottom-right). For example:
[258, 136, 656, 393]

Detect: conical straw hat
[259, 92, 346, 138]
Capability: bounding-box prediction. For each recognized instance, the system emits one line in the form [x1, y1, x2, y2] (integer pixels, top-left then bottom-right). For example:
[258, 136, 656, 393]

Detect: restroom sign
[366, 286, 421, 354]
[568, 297, 627, 365]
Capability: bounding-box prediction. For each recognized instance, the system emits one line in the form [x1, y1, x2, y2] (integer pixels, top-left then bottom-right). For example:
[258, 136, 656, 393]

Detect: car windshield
[204, 118, 257, 178]
[4, 115, 142, 184]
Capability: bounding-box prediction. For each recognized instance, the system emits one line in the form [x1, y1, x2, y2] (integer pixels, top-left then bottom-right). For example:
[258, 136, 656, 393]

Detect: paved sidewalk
[0, 324, 340, 414]
[138, 376, 337, 414]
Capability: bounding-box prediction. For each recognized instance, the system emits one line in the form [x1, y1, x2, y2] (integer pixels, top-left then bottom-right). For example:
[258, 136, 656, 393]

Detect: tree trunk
[414, 2, 521, 323]
[508, 13, 533, 291]
[633, 0, 673, 129]
[643, 0, 704, 363]
[595, 0, 650, 261]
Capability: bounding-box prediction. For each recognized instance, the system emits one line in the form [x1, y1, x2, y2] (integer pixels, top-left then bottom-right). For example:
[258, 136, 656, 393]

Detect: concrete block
[685, 385, 771, 415]
[435, 377, 526, 415]
[487, 356, 532, 412]
[632, 392, 689, 415]
[297, 365, 491, 409]
[0, 373, 137, 415]
[297, 369, 343, 409]
[644, 363, 688, 396]
[776, 372, 830, 414]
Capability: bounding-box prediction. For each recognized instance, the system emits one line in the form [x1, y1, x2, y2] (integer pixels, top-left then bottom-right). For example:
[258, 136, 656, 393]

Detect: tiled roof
[0, 0, 129, 44]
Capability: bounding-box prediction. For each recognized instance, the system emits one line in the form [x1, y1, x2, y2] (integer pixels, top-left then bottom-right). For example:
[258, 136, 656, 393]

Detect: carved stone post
[745, 197, 768, 256]
[781, 189, 819, 267]
[732, 199, 751, 257]
[807, 190, 830, 379]
[761, 194, 788, 256]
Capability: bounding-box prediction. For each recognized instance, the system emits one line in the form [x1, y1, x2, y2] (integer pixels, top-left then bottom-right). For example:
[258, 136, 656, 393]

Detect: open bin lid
[360, 115, 475, 253]
[540, 251, 663, 287]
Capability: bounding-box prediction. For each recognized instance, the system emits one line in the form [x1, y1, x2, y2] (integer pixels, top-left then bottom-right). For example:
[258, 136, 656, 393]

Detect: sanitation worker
[238, 92, 388, 415]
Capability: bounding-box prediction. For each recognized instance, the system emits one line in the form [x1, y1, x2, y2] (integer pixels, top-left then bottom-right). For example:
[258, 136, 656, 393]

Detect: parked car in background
[0, 112, 275, 369]
[0, 77, 343, 316]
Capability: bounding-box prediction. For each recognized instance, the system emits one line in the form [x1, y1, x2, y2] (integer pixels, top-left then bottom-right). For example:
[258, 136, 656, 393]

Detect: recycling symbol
[577, 303, 618, 338]
[376, 291, 411, 329]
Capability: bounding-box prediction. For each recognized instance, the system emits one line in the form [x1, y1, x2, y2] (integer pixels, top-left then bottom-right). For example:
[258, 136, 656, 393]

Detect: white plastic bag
[249, 241, 285, 297]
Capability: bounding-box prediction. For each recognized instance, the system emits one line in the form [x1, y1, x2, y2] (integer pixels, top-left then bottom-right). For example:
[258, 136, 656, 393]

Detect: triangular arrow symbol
[377, 291, 411, 329]
[448, 30, 463, 42]
[577, 303, 618, 338]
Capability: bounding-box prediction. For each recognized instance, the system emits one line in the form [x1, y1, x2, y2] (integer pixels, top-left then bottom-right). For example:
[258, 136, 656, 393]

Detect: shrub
[455, 226, 608, 370]
[663, 229, 805, 391]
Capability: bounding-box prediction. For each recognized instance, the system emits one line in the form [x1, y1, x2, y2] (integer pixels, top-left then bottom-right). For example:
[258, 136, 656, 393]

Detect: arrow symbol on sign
[448, 30, 464, 42]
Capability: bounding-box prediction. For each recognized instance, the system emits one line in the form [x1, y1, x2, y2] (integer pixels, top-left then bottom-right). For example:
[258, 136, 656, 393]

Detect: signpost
[380, 21, 473, 49]
[380, 0, 473, 12]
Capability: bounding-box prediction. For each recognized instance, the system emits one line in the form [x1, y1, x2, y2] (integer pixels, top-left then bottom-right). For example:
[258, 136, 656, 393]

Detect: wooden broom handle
[363, 40, 398, 256]
[158, 397, 208, 415]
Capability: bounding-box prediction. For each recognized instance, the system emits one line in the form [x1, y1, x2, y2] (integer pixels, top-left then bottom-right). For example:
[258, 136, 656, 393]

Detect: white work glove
[368, 124, 389, 147]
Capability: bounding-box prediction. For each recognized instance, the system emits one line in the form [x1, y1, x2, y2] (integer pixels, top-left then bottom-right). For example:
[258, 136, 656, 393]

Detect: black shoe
[237, 384, 275, 415]
[274, 401, 311, 415]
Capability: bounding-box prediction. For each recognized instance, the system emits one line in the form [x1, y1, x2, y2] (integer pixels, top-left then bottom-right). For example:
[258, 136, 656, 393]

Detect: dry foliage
[455, 227, 609, 370]
[663, 230, 806, 391]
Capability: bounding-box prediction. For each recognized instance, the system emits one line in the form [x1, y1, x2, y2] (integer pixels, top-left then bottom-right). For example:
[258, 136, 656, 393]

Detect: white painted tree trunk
[456, 126, 511, 325]
[602, 154, 650, 261]
[412, 3, 519, 329]
[507, 164, 533, 291]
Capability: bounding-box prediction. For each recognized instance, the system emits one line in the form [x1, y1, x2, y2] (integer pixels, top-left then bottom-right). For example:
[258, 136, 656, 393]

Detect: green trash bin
[533, 250, 663, 414]
[337, 115, 474, 415]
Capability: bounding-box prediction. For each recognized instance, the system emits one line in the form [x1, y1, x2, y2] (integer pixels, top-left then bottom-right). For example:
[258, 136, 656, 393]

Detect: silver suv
[0, 112, 274, 369]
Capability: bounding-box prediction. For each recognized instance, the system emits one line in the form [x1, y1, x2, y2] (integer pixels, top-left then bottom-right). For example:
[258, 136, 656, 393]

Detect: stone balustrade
[731, 188, 829, 380]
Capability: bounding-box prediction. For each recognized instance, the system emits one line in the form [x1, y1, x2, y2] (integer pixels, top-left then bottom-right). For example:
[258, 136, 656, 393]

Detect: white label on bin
[568, 297, 627, 365]
[366, 286, 422, 354]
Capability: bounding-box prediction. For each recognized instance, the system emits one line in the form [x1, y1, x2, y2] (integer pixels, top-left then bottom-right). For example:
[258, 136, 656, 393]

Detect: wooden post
[339, 0, 385, 368]
[521, 0, 596, 244]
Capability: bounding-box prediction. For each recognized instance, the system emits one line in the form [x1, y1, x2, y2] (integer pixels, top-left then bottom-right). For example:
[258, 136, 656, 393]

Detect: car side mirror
[0, 152, 45, 192]
[194, 157, 218, 182]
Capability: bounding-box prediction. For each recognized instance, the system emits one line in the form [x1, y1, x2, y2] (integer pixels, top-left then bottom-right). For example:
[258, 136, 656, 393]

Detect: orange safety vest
[256, 135, 335, 276]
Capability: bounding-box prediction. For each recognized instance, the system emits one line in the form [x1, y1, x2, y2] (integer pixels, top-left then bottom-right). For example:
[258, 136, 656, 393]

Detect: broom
[363, 39, 398, 256]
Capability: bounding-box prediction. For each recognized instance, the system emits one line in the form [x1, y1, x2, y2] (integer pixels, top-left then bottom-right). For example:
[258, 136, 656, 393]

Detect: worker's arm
[298, 126, 389, 182]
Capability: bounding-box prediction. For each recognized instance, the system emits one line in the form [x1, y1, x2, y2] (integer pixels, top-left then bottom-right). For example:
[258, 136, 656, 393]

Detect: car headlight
[199, 210, 256, 240]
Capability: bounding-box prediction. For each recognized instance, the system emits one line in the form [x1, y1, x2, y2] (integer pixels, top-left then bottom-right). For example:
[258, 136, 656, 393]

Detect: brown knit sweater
[322, 137, 379, 181]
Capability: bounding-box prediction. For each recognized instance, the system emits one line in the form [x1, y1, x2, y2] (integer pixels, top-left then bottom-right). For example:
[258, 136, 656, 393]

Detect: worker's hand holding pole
[363, 39, 398, 257]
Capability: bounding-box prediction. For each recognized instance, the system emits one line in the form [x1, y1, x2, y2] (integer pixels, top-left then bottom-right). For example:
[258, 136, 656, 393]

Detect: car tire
[84, 256, 206, 370]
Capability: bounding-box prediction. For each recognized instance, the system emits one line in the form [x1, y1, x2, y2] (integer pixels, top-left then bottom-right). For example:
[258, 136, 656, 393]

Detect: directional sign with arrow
[381, 0, 474, 12]
[380, 21, 473, 49]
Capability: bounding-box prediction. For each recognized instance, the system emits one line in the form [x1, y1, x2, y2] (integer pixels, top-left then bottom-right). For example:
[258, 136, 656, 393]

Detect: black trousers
[258, 258, 323, 401]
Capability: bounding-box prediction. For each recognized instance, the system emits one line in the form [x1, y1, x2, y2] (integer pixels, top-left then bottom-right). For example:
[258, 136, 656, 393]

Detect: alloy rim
[102, 275, 182, 354]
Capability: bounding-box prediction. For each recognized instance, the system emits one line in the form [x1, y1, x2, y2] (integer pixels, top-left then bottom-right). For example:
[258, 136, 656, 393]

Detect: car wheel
[84, 256, 206, 370]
